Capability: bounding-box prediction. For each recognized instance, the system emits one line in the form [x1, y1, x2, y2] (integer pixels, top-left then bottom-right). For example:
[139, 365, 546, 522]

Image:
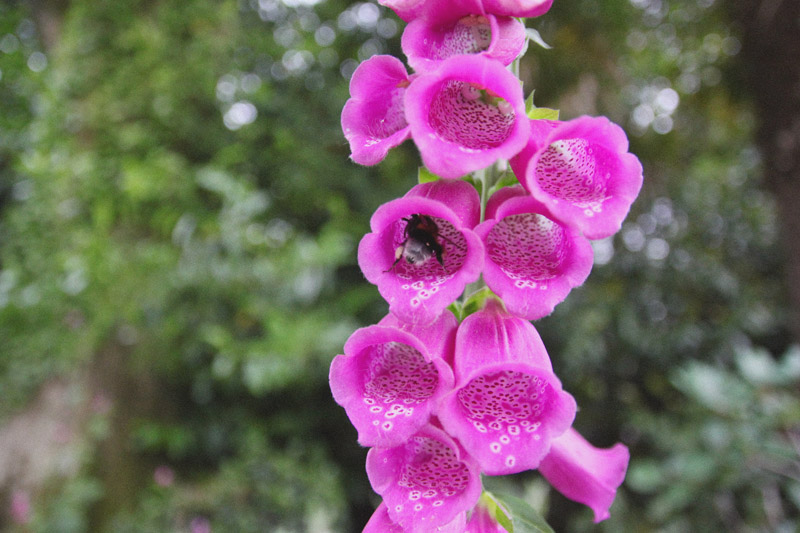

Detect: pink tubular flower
[539, 427, 630, 523]
[481, 0, 554, 18]
[401, 0, 526, 73]
[341, 55, 413, 166]
[364, 501, 468, 532]
[358, 180, 484, 324]
[405, 55, 530, 179]
[366, 423, 482, 531]
[329, 311, 457, 447]
[438, 299, 576, 475]
[475, 185, 594, 320]
[510, 116, 644, 239]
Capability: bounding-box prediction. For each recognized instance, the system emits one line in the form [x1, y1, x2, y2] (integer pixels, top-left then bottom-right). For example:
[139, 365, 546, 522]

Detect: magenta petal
[364, 501, 467, 532]
[481, 0, 554, 18]
[329, 311, 457, 447]
[363, 502, 406, 533]
[539, 428, 630, 523]
[378, 0, 427, 22]
[358, 181, 484, 324]
[366, 424, 482, 531]
[511, 116, 644, 239]
[402, 5, 526, 73]
[476, 185, 594, 320]
[438, 300, 576, 475]
[341, 55, 412, 166]
[405, 55, 529, 178]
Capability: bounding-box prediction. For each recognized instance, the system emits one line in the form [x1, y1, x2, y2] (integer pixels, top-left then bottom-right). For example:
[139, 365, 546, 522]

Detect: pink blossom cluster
[332, 0, 643, 531]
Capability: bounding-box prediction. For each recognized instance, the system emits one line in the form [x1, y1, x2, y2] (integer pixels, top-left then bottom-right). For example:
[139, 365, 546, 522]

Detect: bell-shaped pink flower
[329, 311, 457, 447]
[366, 423, 482, 531]
[481, 0, 554, 18]
[475, 185, 594, 320]
[364, 501, 467, 532]
[405, 55, 530, 179]
[341, 55, 413, 166]
[539, 427, 630, 523]
[438, 299, 576, 475]
[510, 116, 643, 240]
[358, 180, 484, 324]
[401, 0, 526, 73]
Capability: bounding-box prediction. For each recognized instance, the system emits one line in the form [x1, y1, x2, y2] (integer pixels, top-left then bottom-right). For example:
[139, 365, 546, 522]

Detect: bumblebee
[386, 214, 449, 271]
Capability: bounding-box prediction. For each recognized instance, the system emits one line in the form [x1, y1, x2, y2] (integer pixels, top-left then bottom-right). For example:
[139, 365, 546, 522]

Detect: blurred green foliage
[0, 0, 798, 531]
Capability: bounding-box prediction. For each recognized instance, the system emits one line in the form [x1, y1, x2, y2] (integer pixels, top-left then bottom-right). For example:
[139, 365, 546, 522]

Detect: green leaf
[525, 27, 552, 49]
[418, 166, 440, 184]
[481, 492, 515, 532]
[460, 286, 498, 319]
[527, 107, 560, 121]
[488, 171, 520, 197]
[497, 493, 556, 533]
[524, 90, 536, 115]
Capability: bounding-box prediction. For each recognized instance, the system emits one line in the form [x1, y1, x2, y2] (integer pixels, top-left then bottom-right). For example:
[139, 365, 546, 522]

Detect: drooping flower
[329, 310, 457, 447]
[481, 0, 554, 18]
[405, 55, 529, 179]
[510, 116, 644, 239]
[358, 180, 484, 324]
[474, 185, 594, 320]
[401, 0, 526, 73]
[366, 423, 482, 531]
[438, 299, 576, 475]
[341, 55, 414, 166]
[538, 427, 630, 523]
[363, 501, 468, 532]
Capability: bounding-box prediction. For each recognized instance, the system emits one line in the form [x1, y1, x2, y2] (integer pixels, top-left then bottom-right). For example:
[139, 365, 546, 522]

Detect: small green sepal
[459, 286, 500, 320]
[527, 107, 560, 121]
[487, 171, 520, 197]
[418, 166, 441, 184]
[525, 27, 552, 50]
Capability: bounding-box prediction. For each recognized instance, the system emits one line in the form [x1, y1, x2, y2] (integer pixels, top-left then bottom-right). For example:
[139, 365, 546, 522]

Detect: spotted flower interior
[360, 341, 439, 424]
[535, 138, 610, 212]
[429, 81, 516, 150]
[396, 436, 472, 508]
[430, 15, 492, 59]
[457, 370, 558, 471]
[487, 212, 567, 282]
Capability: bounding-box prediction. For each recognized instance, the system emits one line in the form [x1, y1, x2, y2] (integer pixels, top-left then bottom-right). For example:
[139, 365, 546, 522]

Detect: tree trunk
[733, 0, 800, 344]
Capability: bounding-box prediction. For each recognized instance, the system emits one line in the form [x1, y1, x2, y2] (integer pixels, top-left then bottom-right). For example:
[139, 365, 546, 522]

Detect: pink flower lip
[363, 501, 468, 532]
[539, 427, 630, 523]
[511, 116, 644, 239]
[476, 185, 594, 320]
[358, 181, 484, 325]
[329, 311, 457, 448]
[405, 55, 530, 179]
[366, 423, 482, 531]
[341, 55, 413, 166]
[378, 0, 427, 22]
[482, 0, 554, 18]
